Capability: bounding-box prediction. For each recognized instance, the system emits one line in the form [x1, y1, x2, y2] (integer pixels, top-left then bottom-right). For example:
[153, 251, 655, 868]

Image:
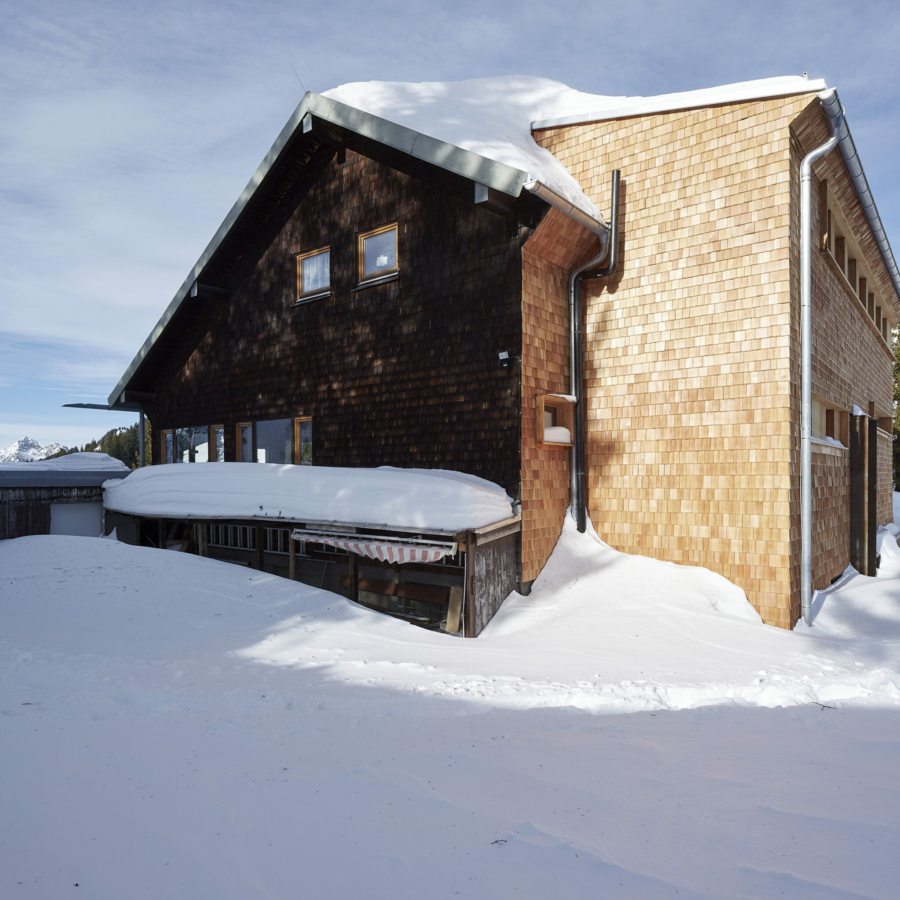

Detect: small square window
[295, 247, 330, 300]
[358, 224, 398, 282]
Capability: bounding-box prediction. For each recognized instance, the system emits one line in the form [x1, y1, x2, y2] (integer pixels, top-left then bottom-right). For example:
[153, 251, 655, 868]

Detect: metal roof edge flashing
[818, 88, 900, 306]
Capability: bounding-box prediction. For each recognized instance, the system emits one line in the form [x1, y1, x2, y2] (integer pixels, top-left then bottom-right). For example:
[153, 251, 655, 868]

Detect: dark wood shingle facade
[146, 147, 544, 501]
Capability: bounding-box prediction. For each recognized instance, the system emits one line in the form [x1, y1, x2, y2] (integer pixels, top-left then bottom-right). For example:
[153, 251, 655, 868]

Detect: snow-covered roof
[324, 76, 826, 220]
[103, 464, 514, 534]
[530, 75, 827, 129]
[0, 452, 131, 488]
[323, 76, 610, 221]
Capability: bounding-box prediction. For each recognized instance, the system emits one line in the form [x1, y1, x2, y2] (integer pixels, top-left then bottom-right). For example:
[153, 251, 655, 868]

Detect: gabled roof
[108, 90, 567, 408]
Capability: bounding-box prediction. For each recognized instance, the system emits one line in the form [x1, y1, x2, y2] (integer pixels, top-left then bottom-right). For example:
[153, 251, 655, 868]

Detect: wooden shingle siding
[0, 486, 104, 540]
[534, 93, 897, 627]
[146, 149, 530, 501]
[520, 209, 600, 582]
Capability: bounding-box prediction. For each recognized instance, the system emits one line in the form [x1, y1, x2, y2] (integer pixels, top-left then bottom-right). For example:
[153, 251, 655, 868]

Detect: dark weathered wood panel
[145, 148, 538, 500]
[466, 531, 517, 637]
[0, 487, 104, 540]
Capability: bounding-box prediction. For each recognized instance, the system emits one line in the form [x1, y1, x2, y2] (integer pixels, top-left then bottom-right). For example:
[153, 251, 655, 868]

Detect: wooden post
[465, 530, 477, 638]
[849, 414, 877, 576]
[199, 522, 208, 558]
[255, 522, 264, 571]
[158, 517, 165, 550]
[446, 586, 463, 634]
[289, 530, 297, 581]
[348, 552, 358, 602]
[867, 417, 878, 575]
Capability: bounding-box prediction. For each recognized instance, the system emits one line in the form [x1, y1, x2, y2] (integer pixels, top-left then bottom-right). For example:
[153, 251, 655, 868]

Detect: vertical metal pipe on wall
[568, 170, 620, 532]
[799, 106, 843, 626]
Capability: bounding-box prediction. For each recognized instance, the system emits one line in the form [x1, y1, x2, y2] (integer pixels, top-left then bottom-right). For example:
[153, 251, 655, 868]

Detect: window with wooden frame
[211, 426, 225, 462]
[293, 417, 312, 465]
[295, 246, 331, 302]
[535, 395, 575, 447]
[237, 422, 253, 462]
[160, 429, 174, 464]
[812, 397, 849, 447]
[358, 224, 398, 283]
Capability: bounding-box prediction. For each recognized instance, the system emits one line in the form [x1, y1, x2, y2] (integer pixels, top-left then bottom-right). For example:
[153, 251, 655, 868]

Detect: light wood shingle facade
[524, 91, 898, 627]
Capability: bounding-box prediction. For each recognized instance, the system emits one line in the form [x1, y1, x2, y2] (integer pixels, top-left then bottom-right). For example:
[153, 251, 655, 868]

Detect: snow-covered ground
[3, 509, 900, 897]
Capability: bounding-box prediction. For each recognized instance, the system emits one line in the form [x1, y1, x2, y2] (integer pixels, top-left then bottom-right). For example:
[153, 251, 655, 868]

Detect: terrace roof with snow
[0, 452, 131, 488]
[103, 464, 515, 535]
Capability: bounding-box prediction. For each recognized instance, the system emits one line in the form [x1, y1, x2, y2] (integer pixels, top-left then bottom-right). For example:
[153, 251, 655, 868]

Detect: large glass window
[238, 423, 253, 462]
[255, 418, 292, 464]
[294, 417, 312, 466]
[161, 430, 174, 464]
[358, 224, 398, 281]
[212, 426, 225, 462]
[175, 426, 209, 463]
[295, 247, 330, 300]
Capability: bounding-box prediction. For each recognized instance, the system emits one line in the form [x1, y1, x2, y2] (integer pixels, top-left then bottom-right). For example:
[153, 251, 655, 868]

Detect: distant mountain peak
[0, 437, 69, 463]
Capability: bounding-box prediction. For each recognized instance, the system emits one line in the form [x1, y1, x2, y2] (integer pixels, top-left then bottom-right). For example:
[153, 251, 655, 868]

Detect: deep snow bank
[4, 516, 900, 716]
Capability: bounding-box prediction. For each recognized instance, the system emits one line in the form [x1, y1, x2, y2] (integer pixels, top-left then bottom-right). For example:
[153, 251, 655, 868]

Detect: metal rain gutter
[818, 89, 900, 305]
[524, 179, 607, 235]
[800, 99, 843, 626]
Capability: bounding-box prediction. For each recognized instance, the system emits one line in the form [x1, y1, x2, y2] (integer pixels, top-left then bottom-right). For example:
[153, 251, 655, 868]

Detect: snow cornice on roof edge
[530, 75, 829, 129]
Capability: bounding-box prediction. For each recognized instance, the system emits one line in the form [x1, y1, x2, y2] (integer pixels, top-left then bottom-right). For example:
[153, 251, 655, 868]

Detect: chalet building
[103, 75, 899, 631]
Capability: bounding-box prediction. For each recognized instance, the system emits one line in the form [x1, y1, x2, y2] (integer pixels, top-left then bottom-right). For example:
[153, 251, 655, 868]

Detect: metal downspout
[800, 106, 843, 626]
[524, 171, 620, 532]
[569, 170, 621, 532]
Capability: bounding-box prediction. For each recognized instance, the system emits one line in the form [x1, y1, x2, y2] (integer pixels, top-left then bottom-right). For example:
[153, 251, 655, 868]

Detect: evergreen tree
[77, 420, 152, 468]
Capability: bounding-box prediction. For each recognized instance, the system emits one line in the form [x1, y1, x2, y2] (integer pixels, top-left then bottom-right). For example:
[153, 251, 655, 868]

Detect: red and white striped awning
[293, 532, 454, 565]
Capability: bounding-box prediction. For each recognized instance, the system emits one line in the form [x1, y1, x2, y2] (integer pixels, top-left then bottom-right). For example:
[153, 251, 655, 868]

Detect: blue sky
[1, 0, 898, 449]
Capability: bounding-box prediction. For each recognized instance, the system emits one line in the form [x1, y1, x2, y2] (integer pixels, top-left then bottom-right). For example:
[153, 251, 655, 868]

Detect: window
[294, 417, 312, 465]
[212, 426, 225, 462]
[161, 430, 174, 464]
[295, 246, 330, 301]
[358, 224, 398, 282]
[812, 397, 848, 446]
[821, 182, 893, 344]
[237, 423, 253, 462]
[176, 426, 209, 463]
[255, 418, 292, 464]
[535, 395, 574, 446]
